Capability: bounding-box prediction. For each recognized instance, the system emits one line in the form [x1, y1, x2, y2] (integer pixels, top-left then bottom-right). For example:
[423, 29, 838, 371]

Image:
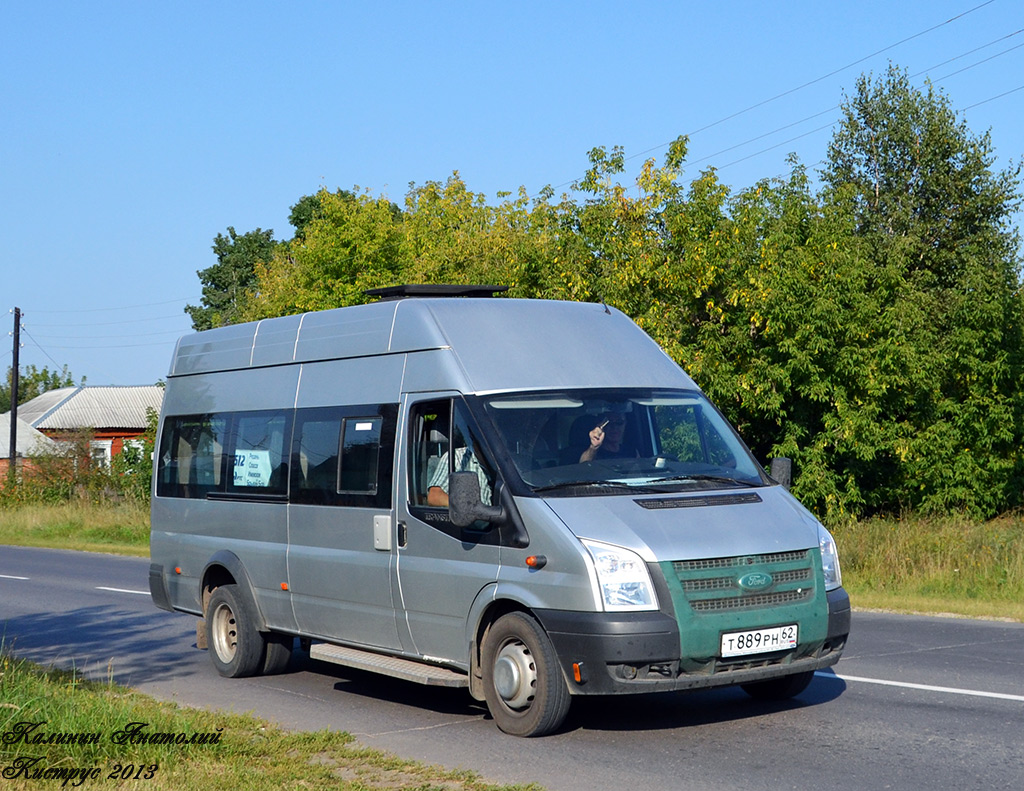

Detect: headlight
[818, 524, 843, 591]
[581, 539, 658, 611]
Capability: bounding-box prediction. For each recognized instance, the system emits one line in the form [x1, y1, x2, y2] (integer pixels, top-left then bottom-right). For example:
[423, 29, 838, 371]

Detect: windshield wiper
[649, 474, 762, 488]
[533, 480, 659, 494]
[532, 479, 634, 491]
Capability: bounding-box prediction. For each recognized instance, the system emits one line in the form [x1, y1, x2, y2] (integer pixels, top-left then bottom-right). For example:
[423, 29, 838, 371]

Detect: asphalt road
[2, 545, 1022, 790]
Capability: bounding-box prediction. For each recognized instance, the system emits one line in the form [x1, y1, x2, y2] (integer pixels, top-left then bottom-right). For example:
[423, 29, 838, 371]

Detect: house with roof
[12, 385, 164, 467]
[0, 412, 59, 477]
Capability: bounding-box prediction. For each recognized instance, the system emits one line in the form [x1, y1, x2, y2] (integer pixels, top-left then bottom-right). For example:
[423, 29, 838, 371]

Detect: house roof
[16, 386, 164, 431]
[0, 413, 59, 455]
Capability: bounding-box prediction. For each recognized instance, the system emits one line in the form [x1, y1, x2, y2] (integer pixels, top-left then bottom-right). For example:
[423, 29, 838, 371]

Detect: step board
[310, 643, 469, 688]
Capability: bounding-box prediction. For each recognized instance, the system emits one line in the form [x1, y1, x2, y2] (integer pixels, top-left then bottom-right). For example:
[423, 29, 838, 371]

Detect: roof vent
[363, 284, 509, 300]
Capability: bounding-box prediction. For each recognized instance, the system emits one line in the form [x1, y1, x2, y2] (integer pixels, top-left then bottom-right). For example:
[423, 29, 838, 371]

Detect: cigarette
[599, 420, 609, 429]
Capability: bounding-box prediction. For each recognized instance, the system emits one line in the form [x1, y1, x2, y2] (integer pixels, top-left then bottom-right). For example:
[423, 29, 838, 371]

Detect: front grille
[671, 549, 816, 614]
[690, 588, 812, 612]
[682, 567, 811, 593]
[674, 549, 808, 573]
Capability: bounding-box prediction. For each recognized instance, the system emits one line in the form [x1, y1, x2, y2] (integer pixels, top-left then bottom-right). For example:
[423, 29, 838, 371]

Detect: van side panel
[295, 356, 406, 409]
[286, 356, 406, 650]
[153, 365, 301, 632]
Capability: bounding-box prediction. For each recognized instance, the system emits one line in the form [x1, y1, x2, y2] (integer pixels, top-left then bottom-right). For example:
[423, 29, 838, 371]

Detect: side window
[229, 411, 290, 495]
[339, 417, 383, 494]
[291, 405, 395, 508]
[293, 413, 342, 503]
[409, 399, 495, 509]
[156, 414, 229, 498]
[409, 400, 450, 506]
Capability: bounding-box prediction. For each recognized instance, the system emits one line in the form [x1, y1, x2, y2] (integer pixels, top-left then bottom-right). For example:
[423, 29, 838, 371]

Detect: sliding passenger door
[287, 403, 402, 650]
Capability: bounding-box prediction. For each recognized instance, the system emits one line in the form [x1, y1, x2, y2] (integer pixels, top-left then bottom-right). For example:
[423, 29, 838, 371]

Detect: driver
[579, 411, 633, 462]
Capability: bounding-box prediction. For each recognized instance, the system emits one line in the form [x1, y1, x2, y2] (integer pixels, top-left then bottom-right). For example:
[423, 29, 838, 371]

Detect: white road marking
[96, 586, 150, 596]
[0, 573, 30, 580]
[817, 671, 1024, 702]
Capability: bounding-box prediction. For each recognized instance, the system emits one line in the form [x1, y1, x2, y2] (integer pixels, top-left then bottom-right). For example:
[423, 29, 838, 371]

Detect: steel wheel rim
[493, 640, 536, 710]
[210, 602, 238, 662]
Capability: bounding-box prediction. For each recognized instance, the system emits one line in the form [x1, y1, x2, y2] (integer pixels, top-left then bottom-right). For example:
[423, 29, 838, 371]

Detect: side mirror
[449, 471, 504, 528]
[770, 457, 792, 490]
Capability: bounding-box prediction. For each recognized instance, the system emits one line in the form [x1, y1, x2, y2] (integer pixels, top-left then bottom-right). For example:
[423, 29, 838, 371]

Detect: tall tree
[185, 226, 278, 330]
[817, 65, 1023, 517]
[243, 189, 405, 318]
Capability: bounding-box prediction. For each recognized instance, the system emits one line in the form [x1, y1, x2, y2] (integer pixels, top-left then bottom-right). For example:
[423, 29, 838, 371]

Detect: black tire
[206, 585, 264, 678]
[741, 670, 815, 701]
[262, 633, 294, 675]
[481, 612, 571, 737]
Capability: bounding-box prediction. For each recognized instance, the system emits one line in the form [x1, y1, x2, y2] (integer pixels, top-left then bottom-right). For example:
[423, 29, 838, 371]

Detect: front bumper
[536, 586, 850, 695]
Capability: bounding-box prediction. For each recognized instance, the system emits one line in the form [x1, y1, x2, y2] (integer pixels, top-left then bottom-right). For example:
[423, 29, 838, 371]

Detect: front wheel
[481, 612, 571, 737]
[741, 670, 815, 700]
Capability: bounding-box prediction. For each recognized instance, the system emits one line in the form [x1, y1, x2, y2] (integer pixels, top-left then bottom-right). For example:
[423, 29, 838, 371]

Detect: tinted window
[291, 405, 396, 508]
[339, 417, 382, 494]
[156, 414, 229, 498]
[227, 411, 290, 495]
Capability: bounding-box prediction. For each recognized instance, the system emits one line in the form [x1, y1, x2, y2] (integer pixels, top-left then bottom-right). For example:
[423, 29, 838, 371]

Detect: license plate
[721, 624, 798, 657]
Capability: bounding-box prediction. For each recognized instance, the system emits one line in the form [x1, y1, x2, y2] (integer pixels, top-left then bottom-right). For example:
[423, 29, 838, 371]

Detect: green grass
[830, 512, 1024, 622]
[0, 651, 542, 791]
[0, 502, 150, 556]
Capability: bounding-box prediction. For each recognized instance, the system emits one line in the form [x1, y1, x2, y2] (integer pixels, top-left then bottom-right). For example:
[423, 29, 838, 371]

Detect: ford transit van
[150, 285, 849, 736]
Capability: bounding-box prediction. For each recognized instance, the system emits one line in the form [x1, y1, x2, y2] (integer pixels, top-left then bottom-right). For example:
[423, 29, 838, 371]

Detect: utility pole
[8, 307, 20, 483]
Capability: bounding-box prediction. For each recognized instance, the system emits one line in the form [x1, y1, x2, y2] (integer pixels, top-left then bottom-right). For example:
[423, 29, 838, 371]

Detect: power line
[712, 39, 1024, 174]
[964, 83, 1024, 109]
[29, 313, 192, 328]
[619, 0, 1000, 169]
[23, 296, 199, 315]
[645, 26, 1024, 177]
[28, 328, 185, 341]
[20, 327, 67, 371]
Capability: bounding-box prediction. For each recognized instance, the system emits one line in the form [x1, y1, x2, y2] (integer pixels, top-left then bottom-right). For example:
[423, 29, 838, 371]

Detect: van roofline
[167, 297, 697, 393]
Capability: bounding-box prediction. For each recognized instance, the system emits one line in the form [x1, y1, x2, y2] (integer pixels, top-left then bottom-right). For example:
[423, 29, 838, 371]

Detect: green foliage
[0, 364, 81, 413]
[815, 65, 1024, 518]
[241, 189, 405, 317]
[109, 406, 159, 504]
[186, 226, 278, 330]
[212, 66, 1023, 521]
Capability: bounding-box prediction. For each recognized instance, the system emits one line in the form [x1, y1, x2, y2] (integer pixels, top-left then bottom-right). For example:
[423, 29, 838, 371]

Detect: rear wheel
[741, 670, 815, 700]
[481, 612, 571, 737]
[206, 585, 264, 678]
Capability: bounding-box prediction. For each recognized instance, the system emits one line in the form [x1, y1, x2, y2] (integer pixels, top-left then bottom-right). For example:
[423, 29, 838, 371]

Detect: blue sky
[2, 0, 1022, 387]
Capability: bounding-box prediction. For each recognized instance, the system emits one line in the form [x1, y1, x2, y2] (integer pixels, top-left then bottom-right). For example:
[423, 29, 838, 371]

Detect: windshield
[480, 388, 766, 495]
